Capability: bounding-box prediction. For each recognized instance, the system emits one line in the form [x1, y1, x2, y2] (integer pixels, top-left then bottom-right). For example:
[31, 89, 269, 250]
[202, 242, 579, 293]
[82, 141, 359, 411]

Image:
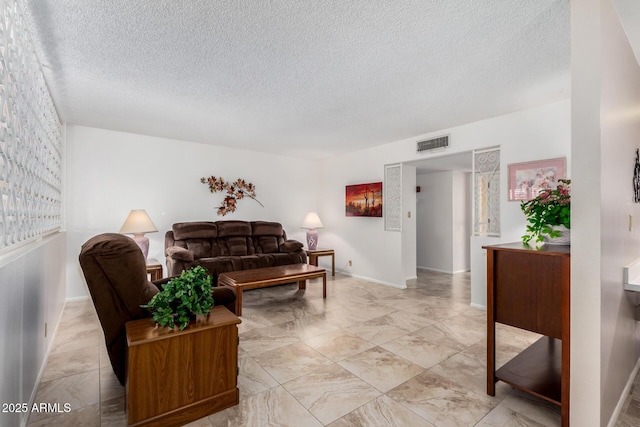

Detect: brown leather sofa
[79, 233, 237, 385]
[164, 220, 307, 284]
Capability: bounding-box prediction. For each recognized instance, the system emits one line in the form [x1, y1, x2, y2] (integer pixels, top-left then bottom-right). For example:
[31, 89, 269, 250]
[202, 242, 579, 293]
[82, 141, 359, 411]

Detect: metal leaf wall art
[200, 176, 263, 216]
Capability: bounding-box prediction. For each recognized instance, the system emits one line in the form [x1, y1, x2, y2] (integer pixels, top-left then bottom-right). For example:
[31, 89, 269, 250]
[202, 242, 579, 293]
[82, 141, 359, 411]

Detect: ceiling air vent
[417, 135, 449, 153]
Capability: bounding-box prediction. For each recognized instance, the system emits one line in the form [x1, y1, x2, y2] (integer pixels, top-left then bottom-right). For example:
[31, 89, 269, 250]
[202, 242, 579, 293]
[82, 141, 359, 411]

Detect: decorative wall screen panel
[0, 0, 63, 250]
[384, 164, 402, 231]
[473, 148, 500, 236]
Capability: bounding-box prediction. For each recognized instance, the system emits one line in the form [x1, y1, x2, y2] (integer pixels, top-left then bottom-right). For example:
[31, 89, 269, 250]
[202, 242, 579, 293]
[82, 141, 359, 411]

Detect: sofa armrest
[165, 246, 195, 262]
[279, 239, 304, 253]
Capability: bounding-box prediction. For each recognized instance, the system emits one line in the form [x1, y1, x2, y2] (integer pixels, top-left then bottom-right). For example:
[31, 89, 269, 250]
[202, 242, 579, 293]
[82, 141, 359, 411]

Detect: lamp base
[306, 229, 318, 250]
[131, 233, 150, 258]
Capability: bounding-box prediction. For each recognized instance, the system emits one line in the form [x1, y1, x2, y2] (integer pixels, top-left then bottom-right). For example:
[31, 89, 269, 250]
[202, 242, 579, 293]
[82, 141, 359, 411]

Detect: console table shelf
[484, 242, 570, 426]
[495, 336, 562, 405]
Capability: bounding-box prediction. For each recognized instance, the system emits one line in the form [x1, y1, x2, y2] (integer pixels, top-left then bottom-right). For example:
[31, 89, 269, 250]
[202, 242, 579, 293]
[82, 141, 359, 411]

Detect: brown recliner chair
[79, 233, 237, 385]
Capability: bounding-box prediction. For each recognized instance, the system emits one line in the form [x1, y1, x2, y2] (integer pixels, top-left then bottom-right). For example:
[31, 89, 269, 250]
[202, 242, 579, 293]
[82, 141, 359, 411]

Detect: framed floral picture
[508, 157, 566, 201]
[346, 182, 383, 217]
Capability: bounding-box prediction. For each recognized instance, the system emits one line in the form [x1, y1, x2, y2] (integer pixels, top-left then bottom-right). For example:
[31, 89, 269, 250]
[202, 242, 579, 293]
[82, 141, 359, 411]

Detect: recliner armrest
[151, 276, 172, 289]
[165, 246, 195, 262]
[279, 239, 304, 253]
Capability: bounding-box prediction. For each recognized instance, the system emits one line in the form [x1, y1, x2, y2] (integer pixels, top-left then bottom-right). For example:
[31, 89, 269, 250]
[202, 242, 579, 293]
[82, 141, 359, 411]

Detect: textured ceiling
[21, 0, 570, 160]
[615, 0, 640, 67]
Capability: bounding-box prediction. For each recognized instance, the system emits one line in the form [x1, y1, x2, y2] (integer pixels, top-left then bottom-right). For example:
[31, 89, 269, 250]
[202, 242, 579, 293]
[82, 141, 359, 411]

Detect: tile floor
[27, 269, 601, 426]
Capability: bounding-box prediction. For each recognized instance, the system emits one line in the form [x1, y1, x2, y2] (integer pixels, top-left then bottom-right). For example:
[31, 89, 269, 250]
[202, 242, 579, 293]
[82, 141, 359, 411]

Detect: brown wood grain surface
[483, 243, 570, 427]
[126, 306, 240, 426]
[218, 264, 327, 315]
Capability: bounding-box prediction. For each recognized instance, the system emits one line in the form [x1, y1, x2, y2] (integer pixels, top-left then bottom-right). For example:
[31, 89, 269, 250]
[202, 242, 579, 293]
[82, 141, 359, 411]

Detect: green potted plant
[521, 179, 571, 245]
[142, 266, 214, 330]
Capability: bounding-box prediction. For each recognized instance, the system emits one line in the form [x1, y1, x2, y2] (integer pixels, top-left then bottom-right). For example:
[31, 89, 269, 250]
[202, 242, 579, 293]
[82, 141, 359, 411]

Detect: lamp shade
[301, 212, 323, 229]
[119, 210, 158, 234]
[119, 210, 157, 259]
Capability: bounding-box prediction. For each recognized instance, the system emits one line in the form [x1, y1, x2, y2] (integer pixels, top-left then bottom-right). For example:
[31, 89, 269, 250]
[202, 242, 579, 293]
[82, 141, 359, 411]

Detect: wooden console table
[126, 306, 241, 427]
[484, 243, 570, 426]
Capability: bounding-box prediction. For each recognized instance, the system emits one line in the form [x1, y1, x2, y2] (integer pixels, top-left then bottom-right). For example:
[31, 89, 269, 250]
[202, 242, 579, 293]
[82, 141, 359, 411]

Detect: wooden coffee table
[217, 264, 326, 316]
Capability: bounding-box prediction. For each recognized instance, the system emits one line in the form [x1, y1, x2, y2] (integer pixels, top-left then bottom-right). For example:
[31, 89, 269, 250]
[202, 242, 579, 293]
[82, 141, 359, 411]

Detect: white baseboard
[417, 266, 452, 274]
[65, 295, 90, 302]
[417, 266, 470, 274]
[470, 302, 487, 311]
[608, 357, 640, 427]
[337, 270, 407, 289]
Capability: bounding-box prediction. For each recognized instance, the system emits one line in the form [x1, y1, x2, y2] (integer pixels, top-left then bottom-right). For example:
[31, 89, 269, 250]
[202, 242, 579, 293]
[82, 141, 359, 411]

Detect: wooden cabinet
[125, 306, 241, 427]
[484, 243, 570, 426]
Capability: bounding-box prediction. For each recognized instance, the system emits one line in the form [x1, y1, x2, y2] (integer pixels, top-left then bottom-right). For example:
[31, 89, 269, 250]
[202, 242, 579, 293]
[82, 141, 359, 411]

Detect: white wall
[570, 1, 640, 425]
[416, 171, 470, 274]
[65, 125, 318, 299]
[600, 3, 640, 422]
[452, 172, 471, 272]
[402, 165, 417, 281]
[318, 100, 571, 302]
[601, 5, 640, 425]
[570, 0, 604, 422]
[0, 233, 67, 427]
[417, 172, 454, 272]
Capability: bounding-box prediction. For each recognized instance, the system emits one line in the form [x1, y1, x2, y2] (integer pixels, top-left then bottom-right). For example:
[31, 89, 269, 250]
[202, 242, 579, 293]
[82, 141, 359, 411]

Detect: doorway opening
[406, 151, 473, 276]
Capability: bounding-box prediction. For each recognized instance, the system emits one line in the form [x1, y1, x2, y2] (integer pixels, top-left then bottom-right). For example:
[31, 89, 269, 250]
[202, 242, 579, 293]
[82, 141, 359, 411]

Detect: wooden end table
[145, 258, 163, 281]
[306, 248, 335, 276]
[126, 306, 241, 427]
[218, 264, 326, 316]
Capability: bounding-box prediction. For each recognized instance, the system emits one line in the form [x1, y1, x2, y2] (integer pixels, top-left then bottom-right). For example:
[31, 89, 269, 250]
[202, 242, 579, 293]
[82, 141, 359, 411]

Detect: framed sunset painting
[345, 182, 383, 217]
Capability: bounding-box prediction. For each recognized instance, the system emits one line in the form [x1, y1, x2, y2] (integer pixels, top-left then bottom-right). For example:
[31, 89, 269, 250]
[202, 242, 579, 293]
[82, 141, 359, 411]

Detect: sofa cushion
[251, 221, 283, 237]
[252, 222, 286, 254]
[254, 235, 280, 254]
[267, 252, 301, 266]
[196, 257, 243, 283]
[255, 253, 277, 267]
[238, 255, 265, 270]
[217, 220, 252, 237]
[185, 239, 213, 259]
[173, 222, 217, 240]
[219, 236, 250, 256]
[165, 246, 195, 262]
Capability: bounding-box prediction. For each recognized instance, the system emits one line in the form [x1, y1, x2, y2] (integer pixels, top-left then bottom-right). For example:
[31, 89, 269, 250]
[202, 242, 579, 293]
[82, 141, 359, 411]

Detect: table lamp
[119, 209, 158, 258]
[301, 212, 323, 250]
